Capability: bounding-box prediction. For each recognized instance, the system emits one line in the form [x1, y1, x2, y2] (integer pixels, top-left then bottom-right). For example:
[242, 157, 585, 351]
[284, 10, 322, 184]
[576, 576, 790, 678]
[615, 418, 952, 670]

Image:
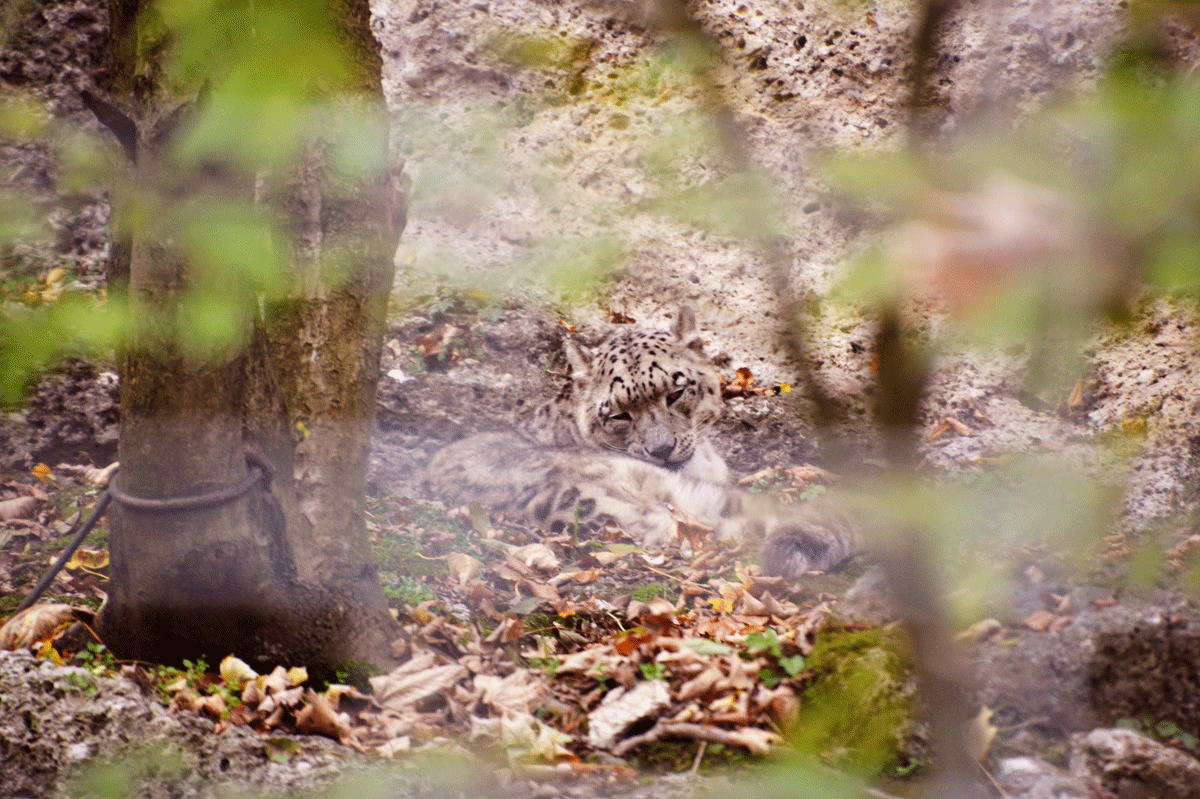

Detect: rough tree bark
[93, 0, 406, 677]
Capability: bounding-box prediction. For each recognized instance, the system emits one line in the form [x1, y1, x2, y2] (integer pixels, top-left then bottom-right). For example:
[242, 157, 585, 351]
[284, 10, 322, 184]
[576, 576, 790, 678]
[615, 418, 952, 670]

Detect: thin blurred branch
[645, 1, 987, 795]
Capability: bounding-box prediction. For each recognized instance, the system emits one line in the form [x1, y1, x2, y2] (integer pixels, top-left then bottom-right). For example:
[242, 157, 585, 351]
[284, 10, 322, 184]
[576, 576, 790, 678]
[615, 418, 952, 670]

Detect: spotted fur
[421, 308, 858, 578]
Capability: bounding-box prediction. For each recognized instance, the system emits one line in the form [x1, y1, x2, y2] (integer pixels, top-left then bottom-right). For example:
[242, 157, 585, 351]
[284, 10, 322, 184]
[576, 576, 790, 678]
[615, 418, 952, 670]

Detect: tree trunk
[95, 0, 406, 678]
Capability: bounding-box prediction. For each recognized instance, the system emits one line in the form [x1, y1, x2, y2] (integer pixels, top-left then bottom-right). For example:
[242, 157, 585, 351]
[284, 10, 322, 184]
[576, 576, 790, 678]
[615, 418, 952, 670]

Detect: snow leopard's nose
[644, 427, 676, 461]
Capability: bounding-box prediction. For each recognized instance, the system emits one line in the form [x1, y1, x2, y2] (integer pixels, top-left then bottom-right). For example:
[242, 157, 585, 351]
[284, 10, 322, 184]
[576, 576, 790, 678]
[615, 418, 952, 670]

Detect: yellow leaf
[220, 654, 259, 689]
[31, 463, 52, 483]
[287, 666, 308, 685]
[708, 597, 734, 613]
[779, 383, 792, 393]
[65, 548, 109, 572]
[37, 638, 63, 665]
[45, 267, 67, 286]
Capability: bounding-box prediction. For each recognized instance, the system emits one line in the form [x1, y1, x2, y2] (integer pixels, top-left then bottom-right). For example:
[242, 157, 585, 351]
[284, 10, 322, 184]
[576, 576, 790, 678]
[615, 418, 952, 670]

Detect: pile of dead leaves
[2, 562, 836, 774]
[343, 565, 834, 773]
[2, 466, 851, 773]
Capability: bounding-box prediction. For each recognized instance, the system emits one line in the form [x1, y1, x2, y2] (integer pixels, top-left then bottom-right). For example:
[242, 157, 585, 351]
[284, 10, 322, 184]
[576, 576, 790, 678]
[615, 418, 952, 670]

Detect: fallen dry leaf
[964, 705, 997, 763]
[1047, 615, 1074, 634]
[56, 462, 119, 487]
[220, 655, 258, 690]
[296, 689, 364, 751]
[0, 495, 39, 521]
[1022, 609, 1057, 631]
[262, 665, 293, 695]
[586, 678, 672, 749]
[0, 604, 76, 650]
[927, 417, 971, 442]
[371, 652, 468, 711]
[195, 693, 227, 721]
[726, 727, 784, 755]
[446, 552, 482, 584]
[510, 543, 560, 573]
[1166, 535, 1200, 562]
[64, 548, 108, 572]
[606, 309, 636, 324]
[678, 666, 724, 701]
[956, 618, 1003, 643]
[1066, 377, 1086, 415]
[474, 669, 545, 715]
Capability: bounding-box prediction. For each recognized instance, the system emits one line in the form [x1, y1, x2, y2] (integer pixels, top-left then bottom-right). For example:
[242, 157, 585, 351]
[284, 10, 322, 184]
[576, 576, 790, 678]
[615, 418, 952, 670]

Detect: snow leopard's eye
[666, 388, 685, 406]
[608, 411, 633, 423]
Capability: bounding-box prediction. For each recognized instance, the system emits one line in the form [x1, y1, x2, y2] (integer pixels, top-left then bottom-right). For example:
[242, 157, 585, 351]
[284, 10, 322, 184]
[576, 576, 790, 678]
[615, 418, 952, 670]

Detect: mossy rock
[789, 624, 919, 773]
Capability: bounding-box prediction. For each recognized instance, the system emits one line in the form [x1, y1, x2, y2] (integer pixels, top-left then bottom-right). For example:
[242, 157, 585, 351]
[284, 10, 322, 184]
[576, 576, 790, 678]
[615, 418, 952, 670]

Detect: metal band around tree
[108, 452, 272, 513]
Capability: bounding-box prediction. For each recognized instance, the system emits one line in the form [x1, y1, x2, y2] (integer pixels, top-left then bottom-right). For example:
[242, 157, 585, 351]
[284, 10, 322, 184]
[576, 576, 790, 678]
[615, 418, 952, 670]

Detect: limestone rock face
[1070, 727, 1200, 799]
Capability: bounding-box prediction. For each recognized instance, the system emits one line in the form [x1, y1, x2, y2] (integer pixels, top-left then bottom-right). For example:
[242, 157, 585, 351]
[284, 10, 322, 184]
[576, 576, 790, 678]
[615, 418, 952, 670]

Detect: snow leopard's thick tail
[758, 499, 862, 580]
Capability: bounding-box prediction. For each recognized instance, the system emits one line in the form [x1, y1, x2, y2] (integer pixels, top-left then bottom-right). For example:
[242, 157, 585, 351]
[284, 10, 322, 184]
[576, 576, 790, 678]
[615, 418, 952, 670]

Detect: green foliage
[751, 755, 872, 799]
[0, 0, 392, 394]
[526, 655, 561, 678]
[686, 638, 734, 656]
[63, 669, 98, 695]
[1116, 714, 1200, 751]
[744, 628, 807, 687]
[0, 294, 123, 407]
[142, 657, 216, 705]
[631, 583, 667, 602]
[75, 641, 117, 673]
[639, 662, 666, 681]
[382, 574, 437, 608]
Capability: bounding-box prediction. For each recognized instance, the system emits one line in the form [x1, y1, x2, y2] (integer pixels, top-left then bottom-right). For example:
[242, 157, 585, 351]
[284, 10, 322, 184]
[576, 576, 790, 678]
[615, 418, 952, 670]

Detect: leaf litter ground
[0, 457, 865, 781]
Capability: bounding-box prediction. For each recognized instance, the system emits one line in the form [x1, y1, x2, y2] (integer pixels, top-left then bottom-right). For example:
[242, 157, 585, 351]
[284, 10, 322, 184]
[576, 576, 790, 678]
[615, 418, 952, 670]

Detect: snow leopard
[421, 307, 859, 579]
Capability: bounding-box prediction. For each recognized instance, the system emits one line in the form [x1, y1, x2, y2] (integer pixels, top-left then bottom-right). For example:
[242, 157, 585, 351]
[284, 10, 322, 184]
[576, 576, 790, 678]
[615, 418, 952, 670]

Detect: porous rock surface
[1070, 727, 1200, 799]
[973, 595, 1200, 736]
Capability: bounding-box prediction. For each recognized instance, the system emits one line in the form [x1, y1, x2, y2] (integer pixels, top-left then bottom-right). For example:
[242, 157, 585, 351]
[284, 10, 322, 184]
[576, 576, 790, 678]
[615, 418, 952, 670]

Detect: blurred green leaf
[686, 638, 734, 656]
[1148, 233, 1200, 295]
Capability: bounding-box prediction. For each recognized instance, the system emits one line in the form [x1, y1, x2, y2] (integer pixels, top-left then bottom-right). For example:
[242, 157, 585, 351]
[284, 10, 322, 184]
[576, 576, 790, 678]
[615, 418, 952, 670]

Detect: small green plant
[799, 484, 829, 502]
[404, 347, 428, 377]
[744, 628, 806, 686]
[747, 472, 788, 494]
[75, 641, 117, 673]
[527, 656, 562, 678]
[63, 669, 97, 696]
[631, 583, 666, 602]
[1116, 715, 1199, 751]
[143, 657, 215, 705]
[383, 574, 437, 608]
[181, 658, 209, 688]
[639, 662, 666, 681]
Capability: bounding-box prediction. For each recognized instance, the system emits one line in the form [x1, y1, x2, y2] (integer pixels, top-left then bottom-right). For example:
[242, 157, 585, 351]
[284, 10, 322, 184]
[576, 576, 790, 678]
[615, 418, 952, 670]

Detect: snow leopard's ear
[671, 306, 704, 351]
[563, 338, 592, 385]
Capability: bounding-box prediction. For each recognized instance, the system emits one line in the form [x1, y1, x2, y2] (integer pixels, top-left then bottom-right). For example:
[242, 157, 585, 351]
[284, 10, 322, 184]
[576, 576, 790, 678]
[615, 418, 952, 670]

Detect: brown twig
[611, 720, 742, 757]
